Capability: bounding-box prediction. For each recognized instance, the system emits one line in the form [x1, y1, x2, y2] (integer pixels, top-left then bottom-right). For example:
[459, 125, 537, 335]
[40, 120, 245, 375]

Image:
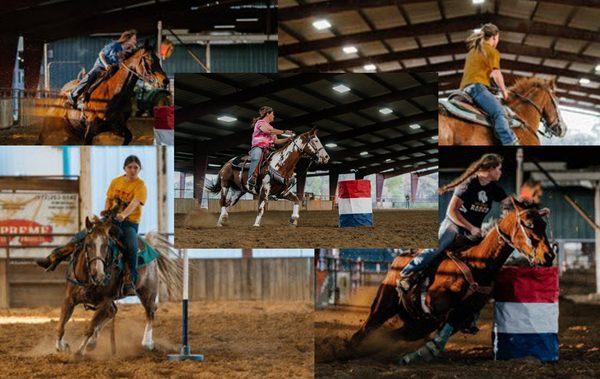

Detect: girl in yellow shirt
[459, 23, 518, 145]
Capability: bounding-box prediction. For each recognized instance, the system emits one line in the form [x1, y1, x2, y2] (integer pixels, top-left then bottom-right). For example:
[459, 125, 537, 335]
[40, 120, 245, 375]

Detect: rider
[398, 153, 509, 291]
[36, 155, 147, 296]
[246, 106, 293, 194]
[459, 23, 518, 146]
[67, 29, 138, 108]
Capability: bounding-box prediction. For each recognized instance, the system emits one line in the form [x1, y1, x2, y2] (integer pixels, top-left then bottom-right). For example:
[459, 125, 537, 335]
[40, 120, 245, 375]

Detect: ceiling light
[579, 78, 591, 85]
[431, 135, 438, 141]
[214, 25, 235, 29]
[360, 151, 368, 156]
[333, 84, 351, 93]
[595, 64, 600, 72]
[236, 18, 259, 22]
[385, 158, 393, 162]
[343, 46, 358, 54]
[409, 124, 421, 129]
[208, 164, 221, 168]
[363, 64, 377, 71]
[472, 0, 485, 4]
[217, 115, 237, 123]
[325, 143, 337, 148]
[379, 107, 393, 115]
[473, 28, 482, 33]
[313, 19, 331, 30]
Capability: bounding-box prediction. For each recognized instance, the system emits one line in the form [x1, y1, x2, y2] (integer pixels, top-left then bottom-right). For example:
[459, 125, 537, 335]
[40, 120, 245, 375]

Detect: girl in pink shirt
[247, 106, 292, 193]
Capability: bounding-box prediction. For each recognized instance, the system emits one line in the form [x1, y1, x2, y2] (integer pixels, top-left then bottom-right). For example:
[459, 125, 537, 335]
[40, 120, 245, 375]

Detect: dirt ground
[0, 118, 154, 145]
[315, 286, 600, 378]
[0, 301, 313, 378]
[175, 209, 438, 248]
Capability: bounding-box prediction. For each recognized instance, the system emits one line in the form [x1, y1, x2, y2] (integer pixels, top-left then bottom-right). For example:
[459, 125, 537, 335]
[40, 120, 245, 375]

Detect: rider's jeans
[464, 83, 518, 145]
[247, 146, 263, 185]
[401, 218, 461, 276]
[71, 65, 104, 98]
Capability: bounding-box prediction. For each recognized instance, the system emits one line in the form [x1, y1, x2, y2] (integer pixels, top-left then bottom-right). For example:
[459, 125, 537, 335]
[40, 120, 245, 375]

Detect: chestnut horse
[206, 128, 329, 227]
[55, 213, 181, 357]
[349, 198, 555, 364]
[439, 78, 567, 145]
[37, 41, 168, 145]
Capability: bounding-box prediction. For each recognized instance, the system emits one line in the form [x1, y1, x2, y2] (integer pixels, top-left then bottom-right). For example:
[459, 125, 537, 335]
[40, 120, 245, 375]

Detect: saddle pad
[439, 99, 491, 126]
[115, 238, 160, 271]
[231, 155, 251, 168]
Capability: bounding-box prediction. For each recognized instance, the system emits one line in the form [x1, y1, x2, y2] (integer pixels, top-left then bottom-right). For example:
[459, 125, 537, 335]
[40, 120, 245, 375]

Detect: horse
[349, 197, 555, 364]
[37, 40, 169, 145]
[55, 213, 181, 358]
[439, 78, 567, 145]
[206, 128, 330, 227]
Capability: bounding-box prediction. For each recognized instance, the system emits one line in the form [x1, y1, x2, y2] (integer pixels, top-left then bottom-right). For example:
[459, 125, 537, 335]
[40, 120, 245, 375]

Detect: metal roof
[175, 72, 438, 176]
[278, 0, 600, 112]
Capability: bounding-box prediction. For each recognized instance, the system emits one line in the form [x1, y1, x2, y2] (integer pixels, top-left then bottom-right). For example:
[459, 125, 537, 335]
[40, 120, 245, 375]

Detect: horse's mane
[121, 46, 144, 61]
[275, 130, 312, 153]
[509, 77, 553, 95]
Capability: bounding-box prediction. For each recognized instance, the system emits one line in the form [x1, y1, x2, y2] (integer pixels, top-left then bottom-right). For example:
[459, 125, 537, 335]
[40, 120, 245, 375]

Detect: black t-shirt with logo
[453, 176, 508, 227]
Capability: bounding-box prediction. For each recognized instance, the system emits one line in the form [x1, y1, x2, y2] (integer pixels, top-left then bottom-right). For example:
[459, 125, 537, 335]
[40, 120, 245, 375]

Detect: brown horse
[206, 128, 329, 227]
[439, 78, 567, 145]
[37, 41, 168, 145]
[55, 214, 181, 357]
[349, 198, 554, 364]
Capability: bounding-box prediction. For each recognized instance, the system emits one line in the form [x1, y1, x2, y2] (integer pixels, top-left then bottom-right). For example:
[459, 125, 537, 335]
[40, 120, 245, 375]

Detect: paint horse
[38, 40, 169, 145]
[55, 211, 181, 357]
[439, 78, 567, 145]
[207, 128, 330, 227]
[350, 198, 555, 364]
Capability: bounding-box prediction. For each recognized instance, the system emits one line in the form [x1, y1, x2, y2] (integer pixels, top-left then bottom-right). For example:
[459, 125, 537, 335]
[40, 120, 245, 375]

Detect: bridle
[120, 50, 162, 86]
[495, 198, 543, 266]
[290, 133, 327, 162]
[510, 86, 564, 138]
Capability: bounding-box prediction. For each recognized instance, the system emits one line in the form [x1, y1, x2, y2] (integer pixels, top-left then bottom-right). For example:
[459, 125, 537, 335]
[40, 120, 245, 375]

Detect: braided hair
[250, 106, 274, 128]
[466, 23, 499, 56]
[438, 153, 503, 194]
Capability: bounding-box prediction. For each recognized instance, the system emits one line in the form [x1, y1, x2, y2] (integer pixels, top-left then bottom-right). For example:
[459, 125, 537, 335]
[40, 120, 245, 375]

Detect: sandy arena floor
[315, 286, 600, 378]
[0, 118, 154, 145]
[0, 301, 313, 378]
[175, 209, 438, 248]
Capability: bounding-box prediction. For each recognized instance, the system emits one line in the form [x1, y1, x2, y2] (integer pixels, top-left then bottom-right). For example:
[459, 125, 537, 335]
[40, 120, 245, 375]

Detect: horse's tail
[205, 174, 222, 194]
[144, 232, 183, 300]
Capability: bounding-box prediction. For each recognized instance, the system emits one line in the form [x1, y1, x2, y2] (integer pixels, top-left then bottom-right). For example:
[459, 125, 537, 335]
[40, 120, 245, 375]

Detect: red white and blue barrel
[337, 180, 373, 227]
[492, 266, 559, 362]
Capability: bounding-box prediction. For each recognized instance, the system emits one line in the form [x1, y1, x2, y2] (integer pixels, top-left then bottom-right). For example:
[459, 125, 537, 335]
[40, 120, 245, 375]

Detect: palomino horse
[207, 128, 330, 227]
[349, 198, 555, 364]
[55, 213, 181, 357]
[440, 78, 567, 145]
[38, 41, 169, 145]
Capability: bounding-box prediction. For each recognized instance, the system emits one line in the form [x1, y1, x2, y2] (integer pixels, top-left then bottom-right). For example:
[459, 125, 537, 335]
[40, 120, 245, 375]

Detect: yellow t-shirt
[106, 176, 147, 224]
[459, 43, 501, 89]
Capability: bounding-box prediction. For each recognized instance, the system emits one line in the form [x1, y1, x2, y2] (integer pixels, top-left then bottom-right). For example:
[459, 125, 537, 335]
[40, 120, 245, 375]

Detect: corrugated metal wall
[47, 37, 277, 89]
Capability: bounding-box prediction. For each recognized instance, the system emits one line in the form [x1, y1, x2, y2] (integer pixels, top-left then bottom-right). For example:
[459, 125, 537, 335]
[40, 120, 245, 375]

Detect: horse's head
[297, 128, 330, 164]
[540, 79, 567, 138]
[123, 40, 169, 89]
[499, 197, 555, 266]
[81, 216, 120, 286]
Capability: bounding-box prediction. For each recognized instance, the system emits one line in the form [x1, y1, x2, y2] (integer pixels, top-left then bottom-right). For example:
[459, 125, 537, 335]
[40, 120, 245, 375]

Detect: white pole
[157, 20, 163, 66]
[595, 182, 600, 294]
[205, 42, 211, 73]
[516, 148, 523, 192]
[43, 43, 49, 91]
[183, 249, 189, 301]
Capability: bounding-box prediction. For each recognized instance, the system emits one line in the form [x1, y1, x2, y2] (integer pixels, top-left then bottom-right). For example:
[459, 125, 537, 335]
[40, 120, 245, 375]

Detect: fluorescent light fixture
[360, 151, 368, 156]
[208, 164, 221, 168]
[313, 19, 331, 30]
[214, 25, 235, 29]
[579, 78, 591, 85]
[333, 84, 351, 93]
[325, 143, 337, 148]
[236, 18, 259, 22]
[363, 64, 377, 71]
[343, 46, 358, 54]
[409, 124, 421, 129]
[473, 28, 482, 33]
[217, 115, 237, 123]
[431, 135, 439, 140]
[379, 107, 393, 115]
[596, 64, 600, 72]
[472, 0, 485, 4]
[385, 158, 393, 162]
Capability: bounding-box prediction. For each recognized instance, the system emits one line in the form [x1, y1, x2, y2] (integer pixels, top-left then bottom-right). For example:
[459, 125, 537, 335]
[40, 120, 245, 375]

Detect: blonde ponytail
[439, 153, 503, 194]
[466, 23, 499, 56]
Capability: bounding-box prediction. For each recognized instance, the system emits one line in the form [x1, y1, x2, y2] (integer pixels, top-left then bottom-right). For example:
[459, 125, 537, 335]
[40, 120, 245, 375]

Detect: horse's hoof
[73, 351, 84, 361]
[142, 342, 154, 351]
[86, 340, 97, 351]
[253, 224, 261, 227]
[289, 218, 298, 227]
[216, 224, 223, 227]
[56, 341, 70, 353]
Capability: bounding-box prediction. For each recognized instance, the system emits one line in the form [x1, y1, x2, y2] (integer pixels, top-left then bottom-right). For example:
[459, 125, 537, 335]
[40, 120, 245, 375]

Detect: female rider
[36, 155, 147, 296]
[459, 23, 518, 145]
[398, 153, 509, 291]
[246, 106, 293, 194]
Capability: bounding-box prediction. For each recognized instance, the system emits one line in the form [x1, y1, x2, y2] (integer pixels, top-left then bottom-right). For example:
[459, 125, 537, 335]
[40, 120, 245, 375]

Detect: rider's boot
[35, 243, 77, 271]
[397, 271, 418, 292]
[67, 92, 79, 109]
[246, 178, 257, 195]
[122, 270, 137, 297]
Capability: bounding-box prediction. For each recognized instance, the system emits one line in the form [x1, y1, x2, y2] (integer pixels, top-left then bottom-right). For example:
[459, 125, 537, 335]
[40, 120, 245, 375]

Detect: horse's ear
[309, 126, 317, 135]
[549, 78, 556, 91]
[85, 217, 93, 231]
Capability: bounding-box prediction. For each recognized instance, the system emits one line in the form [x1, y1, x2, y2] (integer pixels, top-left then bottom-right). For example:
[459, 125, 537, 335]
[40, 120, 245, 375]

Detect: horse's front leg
[56, 295, 76, 352]
[75, 300, 116, 357]
[284, 191, 301, 226]
[253, 175, 271, 227]
[400, 323, 454, 365]
[216, 183, 230, 227]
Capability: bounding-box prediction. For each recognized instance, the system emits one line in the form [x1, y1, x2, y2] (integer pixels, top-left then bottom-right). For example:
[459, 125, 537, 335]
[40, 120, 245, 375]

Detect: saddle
[439, 90, 524, 129]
